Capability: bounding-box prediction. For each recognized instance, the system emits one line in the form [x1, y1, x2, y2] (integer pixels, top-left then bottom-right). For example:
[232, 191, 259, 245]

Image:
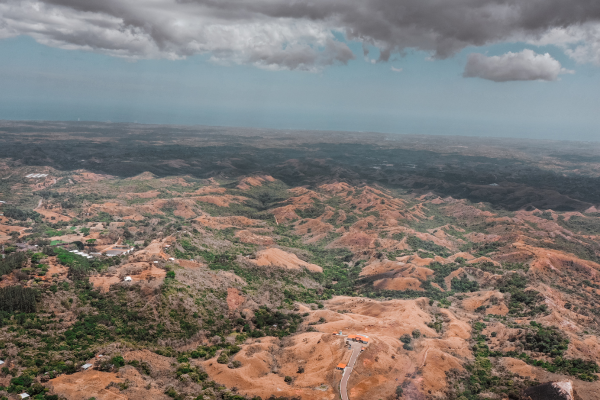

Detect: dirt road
[340, 341, 363, 400]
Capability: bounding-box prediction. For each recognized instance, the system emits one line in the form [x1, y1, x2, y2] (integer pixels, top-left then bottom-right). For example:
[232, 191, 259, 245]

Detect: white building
[19, 394, 30, 399]
[82, 363, 93, 370]
[124, 276, 132, 282]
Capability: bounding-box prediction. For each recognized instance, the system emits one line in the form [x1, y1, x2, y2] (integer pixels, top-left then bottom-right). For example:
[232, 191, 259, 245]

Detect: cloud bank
[464, 50, 573, 82]
[1, 0, 600, 70]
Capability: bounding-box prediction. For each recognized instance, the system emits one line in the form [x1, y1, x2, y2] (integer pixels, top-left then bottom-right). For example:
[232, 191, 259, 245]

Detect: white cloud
[527, 23, 600, 66]
[391, 67, 403, 72]
[463, 49, 574, 82]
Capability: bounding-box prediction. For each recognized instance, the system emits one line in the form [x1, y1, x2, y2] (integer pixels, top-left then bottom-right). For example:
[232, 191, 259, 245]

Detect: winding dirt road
[340, 341, 363, 400]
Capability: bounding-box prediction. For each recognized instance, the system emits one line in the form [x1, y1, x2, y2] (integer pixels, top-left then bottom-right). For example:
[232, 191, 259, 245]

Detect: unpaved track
[340, 341, 363, 400]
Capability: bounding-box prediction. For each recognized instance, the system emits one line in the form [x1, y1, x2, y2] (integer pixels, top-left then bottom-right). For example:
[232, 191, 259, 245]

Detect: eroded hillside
[1, 126, 600, 400]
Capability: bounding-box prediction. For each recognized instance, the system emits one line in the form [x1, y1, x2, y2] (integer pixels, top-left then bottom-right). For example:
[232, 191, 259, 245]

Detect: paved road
[340, 341, 363, 400]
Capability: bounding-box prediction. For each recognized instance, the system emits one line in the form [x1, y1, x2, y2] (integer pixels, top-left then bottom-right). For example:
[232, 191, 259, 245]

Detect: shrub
[412, 329, 421, 339]
[400, 334, 412, 344]
[217, 352, 229, 364]
[284, 376, 292, 383]
[166, 271, 175, 279]
[111, 356, 125, 368]
[403, 343, 413, 351]
[396, 385, 404, 396]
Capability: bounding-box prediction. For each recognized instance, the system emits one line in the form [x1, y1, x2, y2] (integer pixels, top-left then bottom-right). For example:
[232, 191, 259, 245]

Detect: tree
[412, 329, 421, 339]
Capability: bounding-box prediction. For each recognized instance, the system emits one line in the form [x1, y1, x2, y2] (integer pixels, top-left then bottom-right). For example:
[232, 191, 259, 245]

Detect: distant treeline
[0, 285, 37, 313]
[0, 252, 28, 277]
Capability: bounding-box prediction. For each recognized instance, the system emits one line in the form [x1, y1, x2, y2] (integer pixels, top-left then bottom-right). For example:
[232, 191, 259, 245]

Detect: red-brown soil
[250, 248, 323, 273]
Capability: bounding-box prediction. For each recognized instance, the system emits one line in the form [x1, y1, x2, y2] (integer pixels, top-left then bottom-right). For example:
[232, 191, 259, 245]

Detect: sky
[1, 0, 600, 140]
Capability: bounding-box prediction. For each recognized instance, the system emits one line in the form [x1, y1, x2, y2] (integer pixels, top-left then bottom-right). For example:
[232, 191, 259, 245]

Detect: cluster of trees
[0, 252, 27, 277]
[451, 275, 480, 292]
[524, 322, 569, 357]
[2, 207, 42, 222]
[497, 273, 544, 316]
[406, 236, 450, 257]
[0, 285, 37, 313]
[295, 200, 326, 219]
[0, 374, 58, 399]
[460, 241, 504, 257]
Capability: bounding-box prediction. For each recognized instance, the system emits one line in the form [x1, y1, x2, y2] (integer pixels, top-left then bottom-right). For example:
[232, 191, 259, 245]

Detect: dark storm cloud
[1, 0, 600, 70]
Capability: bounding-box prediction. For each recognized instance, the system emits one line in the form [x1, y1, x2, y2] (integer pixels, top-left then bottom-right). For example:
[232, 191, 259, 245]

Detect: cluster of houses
[104, 245, 135, 257]
[333, 332, 370, 371]
[347, 334, 370, 344]
[332, 331, 370, 344]
[68, 249, 94, 259]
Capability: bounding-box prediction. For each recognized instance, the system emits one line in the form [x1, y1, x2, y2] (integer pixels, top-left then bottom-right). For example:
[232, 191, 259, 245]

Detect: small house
[336, 363, 346, 370]
[124, 276, 132, 282]
[356, 335, 370, 344]
[82, 363, 93, 370]
[0, 360, 4, 365]
[19, 394, 30, 399]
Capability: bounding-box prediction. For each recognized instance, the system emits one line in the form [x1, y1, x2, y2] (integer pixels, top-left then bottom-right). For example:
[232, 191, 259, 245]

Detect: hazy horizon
[2, 1, 600, 141]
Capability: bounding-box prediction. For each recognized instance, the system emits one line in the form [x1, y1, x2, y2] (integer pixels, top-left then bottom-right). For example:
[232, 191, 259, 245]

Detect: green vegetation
[399, 334, 412, 344]
[0, 285, 37, 313]
[460, 241, 504, 257]
[451, 275, 479, 292]
[406, 236, 450, 257]
[0, 252, 28, 277]
[496, 273, 545, 316]
[2, 208, 42, 222]
[295, 200, 326, 219]
[557, 215, 600, 235]
[523, 321, 568, 357]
